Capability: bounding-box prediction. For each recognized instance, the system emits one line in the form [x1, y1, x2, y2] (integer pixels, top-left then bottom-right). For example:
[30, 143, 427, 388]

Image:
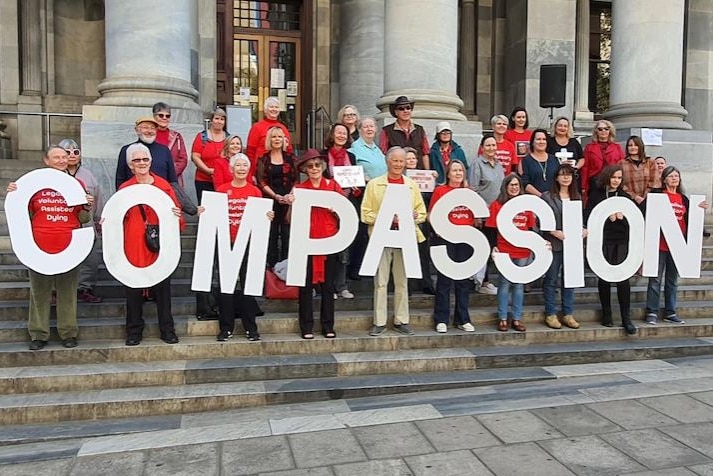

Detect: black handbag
[138, 205, 160, 252]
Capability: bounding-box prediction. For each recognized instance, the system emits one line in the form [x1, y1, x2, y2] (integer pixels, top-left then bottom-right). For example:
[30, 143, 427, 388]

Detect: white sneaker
[312, 289, 316, 298]
[478, 282, 497, 295]
[436, 323, 447, 333]
[333, 293, 338, 299]
[340, 289, 355, 299]
[457, 322, 475, 332]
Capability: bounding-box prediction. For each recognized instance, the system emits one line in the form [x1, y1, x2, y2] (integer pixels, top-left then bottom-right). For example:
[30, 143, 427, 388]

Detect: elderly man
[115, 116, 178, 190]
[361, 146, 427, 336]
[379, 96, 430, 170]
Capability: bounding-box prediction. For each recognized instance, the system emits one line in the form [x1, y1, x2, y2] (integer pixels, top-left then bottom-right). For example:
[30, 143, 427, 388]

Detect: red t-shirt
[495, 140, 518, 175]
[29, 184, 85, 254]
[155, 129, 170, 147]
[216, 181, 263, 243]
[504, 129, 533, 159]
[387, 176, 405, 184]
[486, 200, 535, 259]
[191, 133, 225, 183]
[430, 185, 475, 226]
[660, 191, 686, 252]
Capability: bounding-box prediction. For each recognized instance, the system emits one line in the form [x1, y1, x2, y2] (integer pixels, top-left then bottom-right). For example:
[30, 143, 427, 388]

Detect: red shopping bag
[264, 269, 299, 300]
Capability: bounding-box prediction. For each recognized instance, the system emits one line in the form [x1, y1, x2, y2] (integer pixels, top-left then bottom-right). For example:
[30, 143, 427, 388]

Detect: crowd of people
[7, 96, 707, 350]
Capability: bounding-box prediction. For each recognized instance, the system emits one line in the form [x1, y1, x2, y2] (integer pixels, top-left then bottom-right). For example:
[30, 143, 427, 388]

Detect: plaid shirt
[620, 156, 658, 200]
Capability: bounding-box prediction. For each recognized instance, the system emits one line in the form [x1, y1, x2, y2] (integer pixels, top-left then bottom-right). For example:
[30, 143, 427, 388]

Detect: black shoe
[125, 336, 142, 346]
[247, 332, 261, 341]
[61, 337, 78, 348]
[623, 320, 637, 335]
[161, 333, 179, 344]
[347, 272, 362, 281]
[196, 311, 219, 321]
[704, 229, 711, 238]
[29, 340, 47, 350]
[256, 309, 265, 317]
[601, 314, 613, 327]
[216, 330, 232, 342]
[422, 286, 436, 295]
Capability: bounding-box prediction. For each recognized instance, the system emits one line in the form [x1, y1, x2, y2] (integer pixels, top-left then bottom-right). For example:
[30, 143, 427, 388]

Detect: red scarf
[330, 147, 349, 167]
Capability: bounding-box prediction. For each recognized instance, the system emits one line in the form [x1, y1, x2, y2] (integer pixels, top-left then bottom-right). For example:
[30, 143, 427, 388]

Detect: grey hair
[386, 146, 405, 160]
[229, 153, 250, 170]
[152, 102, 171, 114]
[57, 138, 79, 151]
[264, 96, 280, 109]
[490, 114, 509, 126]
[359, 116, 376, 129]
[125, 143, 152, 167]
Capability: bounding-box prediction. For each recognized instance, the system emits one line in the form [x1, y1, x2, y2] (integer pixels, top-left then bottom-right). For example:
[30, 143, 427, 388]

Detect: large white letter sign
[360, 184, 422, 278]
[102, 185, 181, 288]
[562, 199, 585, 288]
[493, 195, 554, 284]
[643, 193, 705, 279]
[286, 188, 358, 286]
[6, 168, 93, 275]
[191, 192, 272, 295]
[586, 197, 645, 282]
[429, 188, 490, 280]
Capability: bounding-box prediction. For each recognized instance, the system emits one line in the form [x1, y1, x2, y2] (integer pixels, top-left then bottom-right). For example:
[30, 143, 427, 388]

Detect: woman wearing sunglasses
[152, 102, 188, 188]
[581, 120, 624, 203]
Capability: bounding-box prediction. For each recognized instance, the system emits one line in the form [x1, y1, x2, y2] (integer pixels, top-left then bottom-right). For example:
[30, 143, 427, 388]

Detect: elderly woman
[246, 96, 294, 172]
[337, 104, 360, 141]
[644, 166, 708, 325]
[581, 120, 625, 202]
[289, 149, 343, 339]
[489, 114, 518, 175]
[214, 153, 273, 342]
[429, 121, 467, 185]
[212, 134, 243, 190]
[7, 146, 94, 350]
[153, 102, 188, 188]
[191, 108, 228, 202]
[257, 126, 297, 268]
[119, 143, 184, 346]
[59, 138, 103, 304]
[430, 160, 476, 333]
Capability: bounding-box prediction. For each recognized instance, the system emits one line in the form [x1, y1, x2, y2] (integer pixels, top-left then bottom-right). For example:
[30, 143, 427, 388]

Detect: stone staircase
[1, 158, 713, 429]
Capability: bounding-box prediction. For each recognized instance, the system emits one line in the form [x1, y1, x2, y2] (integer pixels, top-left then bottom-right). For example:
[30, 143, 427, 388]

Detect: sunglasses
[65, 149, 80, 156]
[155, 113, 171, 119]
[344, 113, 357, 117]
[305, 162, 322, 169]
[597, 127, 610, 131]
[395, 105, 412, 111]
[131, 157, 150, 163]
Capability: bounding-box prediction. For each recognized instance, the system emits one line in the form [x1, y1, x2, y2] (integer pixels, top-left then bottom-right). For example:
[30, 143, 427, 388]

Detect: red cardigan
[582, 141, 625, 194]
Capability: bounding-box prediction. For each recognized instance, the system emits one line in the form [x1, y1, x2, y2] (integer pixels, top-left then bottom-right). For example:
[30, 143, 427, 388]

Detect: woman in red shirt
[290, 149, 342, 339]
[214, 153, 273, 342]
[191, 108, 227, 202]
[430, 160, 477, 333]
[120, 143, 185, 346]
[212, 134, 243, 190]
[7, 146, 94, 350]
[581, 120, 625, 202]
[504, 106, 532, 167]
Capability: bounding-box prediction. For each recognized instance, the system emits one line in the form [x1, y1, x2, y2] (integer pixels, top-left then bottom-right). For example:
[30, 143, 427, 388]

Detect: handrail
[0, 110, 82, 151]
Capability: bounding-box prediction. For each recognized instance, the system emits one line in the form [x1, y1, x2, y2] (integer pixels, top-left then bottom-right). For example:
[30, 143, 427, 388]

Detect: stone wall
[685, 0, 713, 131]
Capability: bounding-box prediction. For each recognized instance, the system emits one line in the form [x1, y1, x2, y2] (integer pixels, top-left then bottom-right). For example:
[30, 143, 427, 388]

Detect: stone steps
[2, 330, 713, 425]
[1, 300, 713, 343]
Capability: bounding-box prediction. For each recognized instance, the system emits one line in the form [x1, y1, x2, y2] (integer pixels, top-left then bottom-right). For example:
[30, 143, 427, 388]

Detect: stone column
[459, 0, 477, 117]
[605, 0, 690, 129]
[376, 0, 466, 121]
[338, 0, 384, 116]
[19, 0, 42, 95]
[94, 0, 200, 110]
[573, 0, 594, 127]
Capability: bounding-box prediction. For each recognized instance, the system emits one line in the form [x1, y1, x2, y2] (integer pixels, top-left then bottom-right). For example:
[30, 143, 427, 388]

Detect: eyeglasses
[344, 113, 357, 117]
[395, 105, 412, 111]
[439, 130, 452, 134]
[155, 113, 171, 119]
[65, 149, 80, 156]
[597, 127, 610, 131]
[305, 162, 322, 169]
[131, 157, 150, 163]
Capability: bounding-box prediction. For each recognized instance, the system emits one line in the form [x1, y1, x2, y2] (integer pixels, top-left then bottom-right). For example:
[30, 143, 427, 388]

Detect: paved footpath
[8, 356, 713, 475]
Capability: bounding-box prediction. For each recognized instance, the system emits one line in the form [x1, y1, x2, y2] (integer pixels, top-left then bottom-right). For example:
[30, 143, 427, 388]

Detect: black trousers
[125, 278, 175, 339]
[597, 242, 631, 320]
[268, 203, 290, 268]
[298, 254, 337, 335]
[218, 255, 260, 335]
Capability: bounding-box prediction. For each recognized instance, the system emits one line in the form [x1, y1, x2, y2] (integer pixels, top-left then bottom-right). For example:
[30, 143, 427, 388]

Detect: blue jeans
[544, 251, 574, 315]
[497, 257, 527, 320]
[433, 241, 472, 325]
[646, 250, 679, 315]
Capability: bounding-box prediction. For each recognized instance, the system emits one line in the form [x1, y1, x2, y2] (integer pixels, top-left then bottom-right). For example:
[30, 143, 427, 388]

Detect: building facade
[0, 0, 711, 194]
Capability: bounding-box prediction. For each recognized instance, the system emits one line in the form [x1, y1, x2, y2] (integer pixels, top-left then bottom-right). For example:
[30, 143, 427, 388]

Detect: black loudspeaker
[539, 64, 567, 108]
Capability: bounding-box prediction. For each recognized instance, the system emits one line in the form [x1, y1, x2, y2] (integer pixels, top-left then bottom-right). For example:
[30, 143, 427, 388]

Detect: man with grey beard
[115, 116, 178, 190]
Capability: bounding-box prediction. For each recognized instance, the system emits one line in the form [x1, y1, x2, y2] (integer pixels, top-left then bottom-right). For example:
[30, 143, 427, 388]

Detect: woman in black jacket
[584, 165, 637, 334]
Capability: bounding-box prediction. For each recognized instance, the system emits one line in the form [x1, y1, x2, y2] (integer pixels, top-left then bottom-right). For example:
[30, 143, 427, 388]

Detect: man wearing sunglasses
[379, 96, 430, 170]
